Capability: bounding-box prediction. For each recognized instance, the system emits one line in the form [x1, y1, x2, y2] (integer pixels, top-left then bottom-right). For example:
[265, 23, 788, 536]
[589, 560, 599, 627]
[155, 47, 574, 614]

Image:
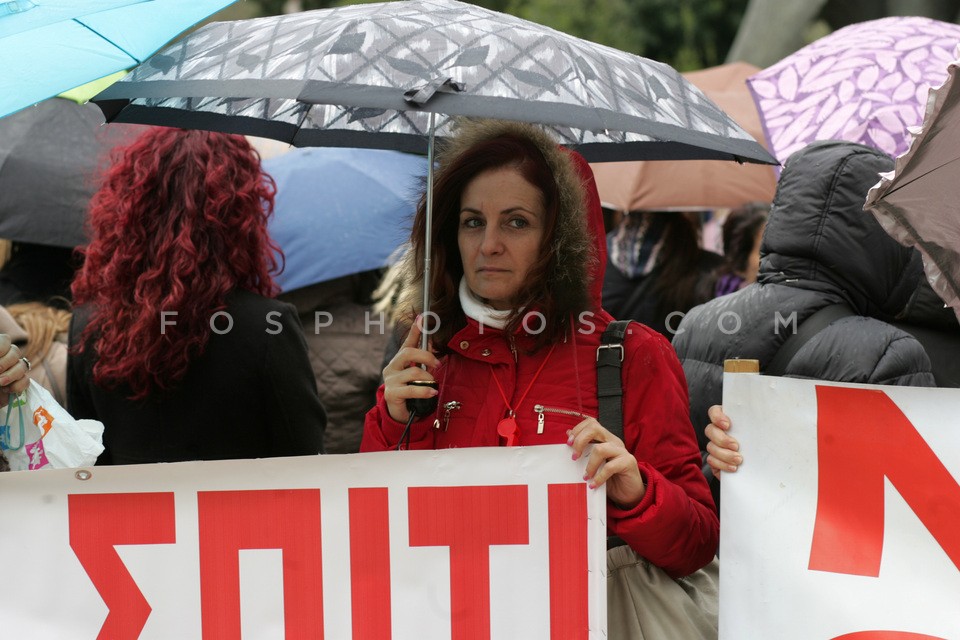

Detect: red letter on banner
[408, 485, 528, 640]
[69, 492, 176, 640]
[548, 483, 588, 639]
[810, 386, 960, 576]
[350, 487, 392, 640]
[198, 489, 323, 639]
[833, 632, 946, 639]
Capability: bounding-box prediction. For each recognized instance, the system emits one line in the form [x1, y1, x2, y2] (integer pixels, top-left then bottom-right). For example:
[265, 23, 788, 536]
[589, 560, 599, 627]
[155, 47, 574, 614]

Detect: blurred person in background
[0, 331, 33, 471]
[603, 210, 721, 338]
[68, 127, 326, 465]
[709, 202, 769, 298]
[279, 269, 387, 454]
[674, 141, 936, 508]
[0, 241, 76, 310]
[2, 302, 70, 405]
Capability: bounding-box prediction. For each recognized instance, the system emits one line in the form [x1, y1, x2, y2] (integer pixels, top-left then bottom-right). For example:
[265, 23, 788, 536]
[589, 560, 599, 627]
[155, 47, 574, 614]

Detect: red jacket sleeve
[607, 326, 719, 578]
[360, 384, 438, 451]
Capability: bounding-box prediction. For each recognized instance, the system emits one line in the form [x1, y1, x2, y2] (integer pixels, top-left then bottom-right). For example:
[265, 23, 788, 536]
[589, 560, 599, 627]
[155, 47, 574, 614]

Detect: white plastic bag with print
[0, 380, 104, 471]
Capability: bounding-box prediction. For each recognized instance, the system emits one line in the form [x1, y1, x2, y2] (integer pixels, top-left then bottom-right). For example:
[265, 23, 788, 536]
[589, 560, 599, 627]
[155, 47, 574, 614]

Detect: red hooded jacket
[362, 129, 718, 578]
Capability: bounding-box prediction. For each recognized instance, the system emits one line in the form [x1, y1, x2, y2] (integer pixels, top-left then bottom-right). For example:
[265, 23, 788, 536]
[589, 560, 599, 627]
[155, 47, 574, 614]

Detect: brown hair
[398, 120, 591, 351]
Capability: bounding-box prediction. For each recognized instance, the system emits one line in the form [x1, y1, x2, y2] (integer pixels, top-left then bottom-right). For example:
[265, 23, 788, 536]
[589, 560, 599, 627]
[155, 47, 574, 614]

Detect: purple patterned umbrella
[747, 16, 960, 165]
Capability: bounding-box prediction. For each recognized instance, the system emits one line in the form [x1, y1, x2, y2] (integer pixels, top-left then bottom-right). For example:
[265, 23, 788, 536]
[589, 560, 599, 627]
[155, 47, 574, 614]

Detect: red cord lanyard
[490, 342, 558, 446]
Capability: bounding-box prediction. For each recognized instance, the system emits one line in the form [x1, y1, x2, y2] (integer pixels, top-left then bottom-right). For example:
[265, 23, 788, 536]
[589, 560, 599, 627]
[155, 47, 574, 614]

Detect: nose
[479, 225, 504, 255]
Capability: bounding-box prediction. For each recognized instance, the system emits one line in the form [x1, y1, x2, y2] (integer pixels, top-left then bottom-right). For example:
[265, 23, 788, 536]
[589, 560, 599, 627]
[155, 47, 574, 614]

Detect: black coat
[603, 249, 722, 339]
[673, 141, 936, 456]
[68, 290, 327, 464]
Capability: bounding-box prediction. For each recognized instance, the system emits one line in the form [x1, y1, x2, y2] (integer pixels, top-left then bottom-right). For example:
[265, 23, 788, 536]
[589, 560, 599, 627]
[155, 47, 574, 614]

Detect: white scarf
[459, 277, 512, 330]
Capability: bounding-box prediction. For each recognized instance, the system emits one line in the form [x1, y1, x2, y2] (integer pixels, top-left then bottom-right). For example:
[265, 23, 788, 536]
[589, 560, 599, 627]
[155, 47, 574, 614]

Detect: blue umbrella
[0, 0, 237, 120]
[264, 147, 427, 292]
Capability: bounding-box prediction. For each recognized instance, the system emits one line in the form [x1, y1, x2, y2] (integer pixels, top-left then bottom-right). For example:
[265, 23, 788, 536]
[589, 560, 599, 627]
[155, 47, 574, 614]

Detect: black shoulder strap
[765, 303, 854, 376]
[597, 320, 631, 440]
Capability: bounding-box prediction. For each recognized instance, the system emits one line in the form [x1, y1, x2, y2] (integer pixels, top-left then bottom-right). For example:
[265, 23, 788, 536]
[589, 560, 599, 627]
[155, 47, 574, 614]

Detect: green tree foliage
[254, 0, 749, 71]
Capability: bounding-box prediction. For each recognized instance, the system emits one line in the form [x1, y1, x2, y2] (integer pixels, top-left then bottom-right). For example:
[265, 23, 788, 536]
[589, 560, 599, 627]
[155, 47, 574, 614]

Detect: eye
[460, 216, 483, 229]
[507, 216, 530, 229]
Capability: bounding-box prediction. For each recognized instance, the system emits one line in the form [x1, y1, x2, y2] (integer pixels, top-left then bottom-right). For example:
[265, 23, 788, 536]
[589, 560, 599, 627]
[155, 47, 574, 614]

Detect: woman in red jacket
[361, 119, 717, 579]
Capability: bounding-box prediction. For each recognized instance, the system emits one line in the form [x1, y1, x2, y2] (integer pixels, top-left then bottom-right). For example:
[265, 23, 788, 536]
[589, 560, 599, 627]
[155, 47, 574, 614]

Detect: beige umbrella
[590, 62, 777, 212]
[865, 54, 960, 324]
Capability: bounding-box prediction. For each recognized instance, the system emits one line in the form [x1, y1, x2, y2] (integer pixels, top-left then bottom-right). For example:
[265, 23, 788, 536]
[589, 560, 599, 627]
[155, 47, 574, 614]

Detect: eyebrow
[459, 206, 540, 216]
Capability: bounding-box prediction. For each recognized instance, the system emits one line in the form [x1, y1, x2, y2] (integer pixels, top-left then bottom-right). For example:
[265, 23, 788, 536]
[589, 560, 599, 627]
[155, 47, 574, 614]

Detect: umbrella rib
[885, 156, 960, 195]
[872, 199, 960, 297]
[74, 18, 139, 64]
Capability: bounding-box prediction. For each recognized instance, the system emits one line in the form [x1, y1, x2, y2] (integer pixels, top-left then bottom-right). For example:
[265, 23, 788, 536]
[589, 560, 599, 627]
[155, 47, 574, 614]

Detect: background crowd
[2, 3, 960, 638]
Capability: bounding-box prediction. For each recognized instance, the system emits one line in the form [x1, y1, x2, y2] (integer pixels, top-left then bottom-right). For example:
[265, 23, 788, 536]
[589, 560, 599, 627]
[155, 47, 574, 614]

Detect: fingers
[1, 374, 30, 396]
[581, 441, 628, 484]
[705, 422, 739, 452]
[386, 364, 437, 390]
[565, 417, 645, 508]
[400, 314, 436, 353]
[383, 322, 440, 424]
[707, 404, 730, 430]
[706, 438, 742, 474]
[704, 404, 740, 476]
[0, 340, 27, 390]
[401, 316, 425, 349]
[566, 417, 622, 460]
[384, 323, 440, 378]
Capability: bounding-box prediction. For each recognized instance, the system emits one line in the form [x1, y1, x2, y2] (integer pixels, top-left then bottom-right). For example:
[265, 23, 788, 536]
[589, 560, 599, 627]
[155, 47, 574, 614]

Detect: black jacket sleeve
[263, 305, 328, 456]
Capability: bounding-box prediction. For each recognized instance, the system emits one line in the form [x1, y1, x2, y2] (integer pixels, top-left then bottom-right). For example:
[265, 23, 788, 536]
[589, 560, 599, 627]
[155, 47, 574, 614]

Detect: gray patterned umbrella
[93, 0, 775, 165]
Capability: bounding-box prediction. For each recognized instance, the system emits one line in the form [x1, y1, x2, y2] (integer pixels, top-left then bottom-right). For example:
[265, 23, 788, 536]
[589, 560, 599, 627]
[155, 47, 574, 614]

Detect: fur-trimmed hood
[393, 118, 604, 322]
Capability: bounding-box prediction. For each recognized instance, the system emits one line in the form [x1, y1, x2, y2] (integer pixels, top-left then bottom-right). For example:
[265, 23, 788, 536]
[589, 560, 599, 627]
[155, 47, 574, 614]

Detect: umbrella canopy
[590, 62, 777, 212]
[0, 98, 146, 247]
[748, 16, 960, 165]
[263, 146, 426, 292]
[865, 55, 960, 325]
[92, 0, 775, 165]
[0, 0, 237, 120]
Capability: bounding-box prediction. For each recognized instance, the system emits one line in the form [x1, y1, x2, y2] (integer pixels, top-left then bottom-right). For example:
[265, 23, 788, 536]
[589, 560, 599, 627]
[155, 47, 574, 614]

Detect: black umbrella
[92, 0, 777, 414]
[0, 99, 146, 248]
[92, 0, 775, 165]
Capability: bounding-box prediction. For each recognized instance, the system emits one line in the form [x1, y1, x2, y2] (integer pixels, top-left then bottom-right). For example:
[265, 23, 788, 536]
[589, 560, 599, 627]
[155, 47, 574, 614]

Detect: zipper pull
[440, 400, 461, 431]
[534, 404, 545, 434]
[509, 336, 518, 362]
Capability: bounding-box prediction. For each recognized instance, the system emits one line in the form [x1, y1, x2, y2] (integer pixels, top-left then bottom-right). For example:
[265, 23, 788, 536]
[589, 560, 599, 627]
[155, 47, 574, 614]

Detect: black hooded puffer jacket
[673, 140, 936, 454]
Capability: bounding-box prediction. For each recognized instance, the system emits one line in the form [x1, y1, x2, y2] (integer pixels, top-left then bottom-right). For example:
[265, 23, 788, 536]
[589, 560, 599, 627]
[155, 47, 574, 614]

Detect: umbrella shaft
[420, 111, 437, 354]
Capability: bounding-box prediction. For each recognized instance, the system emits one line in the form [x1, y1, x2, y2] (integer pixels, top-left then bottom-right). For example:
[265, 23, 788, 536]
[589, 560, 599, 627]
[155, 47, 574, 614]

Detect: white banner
[0, 444, 606, 639]
[720, 374, 960, 639]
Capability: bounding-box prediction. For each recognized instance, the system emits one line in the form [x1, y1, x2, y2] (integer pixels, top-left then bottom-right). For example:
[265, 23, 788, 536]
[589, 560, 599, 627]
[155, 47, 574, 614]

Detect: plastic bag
[0, 380, 104, 471]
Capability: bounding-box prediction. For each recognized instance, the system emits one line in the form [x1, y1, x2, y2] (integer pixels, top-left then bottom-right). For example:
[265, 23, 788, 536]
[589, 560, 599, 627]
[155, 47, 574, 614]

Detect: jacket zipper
[533, 404, 592, 434]
[434, 400, 461, 431]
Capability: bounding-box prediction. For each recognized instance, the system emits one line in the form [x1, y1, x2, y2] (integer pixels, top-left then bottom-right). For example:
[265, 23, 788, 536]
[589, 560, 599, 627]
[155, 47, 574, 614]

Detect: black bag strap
[597, 320, 631, 440]
[597, 320, 632, 551]
[765, 303, 854, 376]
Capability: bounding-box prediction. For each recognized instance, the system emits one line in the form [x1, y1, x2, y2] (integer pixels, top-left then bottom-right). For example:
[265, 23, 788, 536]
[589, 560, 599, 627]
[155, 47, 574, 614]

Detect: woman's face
[457, 166, 546, 310]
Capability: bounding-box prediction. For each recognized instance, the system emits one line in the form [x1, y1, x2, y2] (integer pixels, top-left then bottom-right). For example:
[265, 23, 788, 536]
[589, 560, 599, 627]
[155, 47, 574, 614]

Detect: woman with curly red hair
[67, 127, 326, 464]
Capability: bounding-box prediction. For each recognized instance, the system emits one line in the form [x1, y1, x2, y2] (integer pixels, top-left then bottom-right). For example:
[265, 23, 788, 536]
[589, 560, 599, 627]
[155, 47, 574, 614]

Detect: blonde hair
[5, 302, 71, 362]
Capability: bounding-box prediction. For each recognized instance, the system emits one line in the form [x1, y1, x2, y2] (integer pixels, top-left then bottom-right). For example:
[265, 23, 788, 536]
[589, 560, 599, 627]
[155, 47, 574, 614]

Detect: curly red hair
[72, 127, 281, 399]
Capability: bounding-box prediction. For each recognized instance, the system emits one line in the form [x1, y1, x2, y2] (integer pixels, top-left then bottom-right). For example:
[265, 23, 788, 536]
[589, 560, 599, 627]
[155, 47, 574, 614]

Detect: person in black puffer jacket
[672, 141, 936, 507]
